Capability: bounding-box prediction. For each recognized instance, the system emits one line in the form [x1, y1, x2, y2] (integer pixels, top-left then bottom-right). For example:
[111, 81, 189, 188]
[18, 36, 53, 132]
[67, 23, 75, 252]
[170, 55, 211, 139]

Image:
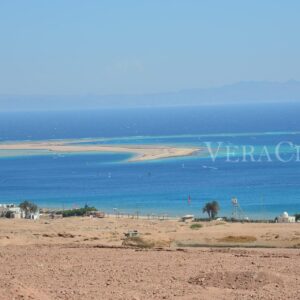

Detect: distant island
[1, 80, 300, 111]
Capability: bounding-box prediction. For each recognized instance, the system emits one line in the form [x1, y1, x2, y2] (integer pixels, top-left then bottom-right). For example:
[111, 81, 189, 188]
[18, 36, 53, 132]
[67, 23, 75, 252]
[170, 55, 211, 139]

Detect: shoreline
[41, 209, 278, 222]
[0, 139, 200, 162]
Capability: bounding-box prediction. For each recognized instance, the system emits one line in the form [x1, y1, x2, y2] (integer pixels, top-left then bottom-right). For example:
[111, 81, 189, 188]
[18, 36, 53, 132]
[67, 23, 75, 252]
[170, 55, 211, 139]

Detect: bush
[217, 235, 257, 243]
[190, 223, 203, 230]
[59, 206, 97, 217]
[122, 237, 155, 249]
[295, 213, 300, 221]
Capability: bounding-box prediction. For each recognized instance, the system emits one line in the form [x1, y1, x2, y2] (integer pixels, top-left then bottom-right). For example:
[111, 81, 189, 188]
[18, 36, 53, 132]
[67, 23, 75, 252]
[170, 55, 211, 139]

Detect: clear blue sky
[0, 0, 299, 95]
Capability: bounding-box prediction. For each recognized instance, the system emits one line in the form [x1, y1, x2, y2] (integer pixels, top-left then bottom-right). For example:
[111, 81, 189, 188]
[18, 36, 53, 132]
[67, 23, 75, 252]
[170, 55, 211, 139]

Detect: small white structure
[0, 204, 22, 218]
[0, 203, 15, 208]
[276, 212, 295, 223]
[0, 203, 39, 220]
[8, 207, 22, 219]
[26, 211, 40, 220]
[181, 214, 194, 222]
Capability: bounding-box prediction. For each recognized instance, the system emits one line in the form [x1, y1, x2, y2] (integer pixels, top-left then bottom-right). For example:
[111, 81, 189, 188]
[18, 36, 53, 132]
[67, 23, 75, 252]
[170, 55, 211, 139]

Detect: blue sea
[0, 103, 300, 219]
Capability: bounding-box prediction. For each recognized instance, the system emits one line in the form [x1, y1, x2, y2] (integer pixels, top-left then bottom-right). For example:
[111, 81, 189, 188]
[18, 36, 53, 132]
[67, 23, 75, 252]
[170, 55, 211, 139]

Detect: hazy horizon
[0, 79, 299, 97]
[1, 1, 300, 98]
[1, 80, 300, 111]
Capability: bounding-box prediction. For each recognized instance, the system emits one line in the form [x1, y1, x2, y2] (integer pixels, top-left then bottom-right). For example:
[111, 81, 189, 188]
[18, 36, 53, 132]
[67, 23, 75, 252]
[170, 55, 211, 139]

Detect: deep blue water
[0, 103, 300, 140]
[0, 103, 300, 219]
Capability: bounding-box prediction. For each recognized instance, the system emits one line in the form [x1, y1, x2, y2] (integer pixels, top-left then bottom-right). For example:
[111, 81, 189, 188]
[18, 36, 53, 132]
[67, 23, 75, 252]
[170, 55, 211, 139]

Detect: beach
[0, 139, 199, 162]
[0, 216, 299, 299]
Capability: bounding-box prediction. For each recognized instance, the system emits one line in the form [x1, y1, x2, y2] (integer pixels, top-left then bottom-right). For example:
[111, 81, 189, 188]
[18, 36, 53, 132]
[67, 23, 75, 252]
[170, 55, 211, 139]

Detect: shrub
[122, 237, 154, 249]
[217, 235, 257, 243]
[59, 206, 97, 217]
[190, 223, 203, 230]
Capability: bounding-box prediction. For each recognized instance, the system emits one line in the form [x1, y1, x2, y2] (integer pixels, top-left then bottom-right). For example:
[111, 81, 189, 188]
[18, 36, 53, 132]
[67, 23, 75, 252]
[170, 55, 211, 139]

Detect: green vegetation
[217, 235, 257, 243]
[190, 223, 203, 230]
[19, 200, 38, 213]
[295, 213, 300, 221]
[59, 206, 97, 217]
[202, 200, 220, 219]
[122, 237, 155, 249]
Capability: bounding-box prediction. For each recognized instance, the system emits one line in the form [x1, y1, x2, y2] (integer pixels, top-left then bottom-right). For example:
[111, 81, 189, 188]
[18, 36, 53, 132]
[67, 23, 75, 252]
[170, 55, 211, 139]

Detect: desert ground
[0, 216, 299, 299]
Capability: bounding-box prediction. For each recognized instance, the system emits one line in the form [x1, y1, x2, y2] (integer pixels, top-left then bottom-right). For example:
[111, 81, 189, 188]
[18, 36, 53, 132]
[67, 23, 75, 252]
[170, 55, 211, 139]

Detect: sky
[0, 0, 300, 95]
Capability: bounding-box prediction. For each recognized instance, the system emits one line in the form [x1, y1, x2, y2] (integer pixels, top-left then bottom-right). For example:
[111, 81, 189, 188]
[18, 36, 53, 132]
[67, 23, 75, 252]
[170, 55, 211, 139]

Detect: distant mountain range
[1, 80, 300, 111]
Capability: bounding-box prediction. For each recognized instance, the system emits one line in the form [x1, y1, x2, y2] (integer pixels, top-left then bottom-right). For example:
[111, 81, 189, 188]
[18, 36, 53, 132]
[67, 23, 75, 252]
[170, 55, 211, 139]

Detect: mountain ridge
[1, 80, 300, 111]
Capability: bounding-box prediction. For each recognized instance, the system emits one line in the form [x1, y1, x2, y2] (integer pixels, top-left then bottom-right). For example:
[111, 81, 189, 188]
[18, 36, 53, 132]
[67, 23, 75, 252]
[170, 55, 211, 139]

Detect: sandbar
[0, 139, 200, 162]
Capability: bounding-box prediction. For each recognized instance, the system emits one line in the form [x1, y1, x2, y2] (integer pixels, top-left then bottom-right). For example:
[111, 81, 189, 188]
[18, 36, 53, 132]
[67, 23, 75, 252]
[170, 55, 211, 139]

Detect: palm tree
[19, 200, 38, 215]
[202, 203, 212, 219]
[202, 201, 220, 219]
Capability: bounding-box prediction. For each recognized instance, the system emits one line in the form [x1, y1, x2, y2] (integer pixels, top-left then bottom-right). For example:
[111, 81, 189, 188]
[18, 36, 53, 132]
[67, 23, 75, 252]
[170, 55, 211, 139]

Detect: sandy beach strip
[0, 139, 200, 162]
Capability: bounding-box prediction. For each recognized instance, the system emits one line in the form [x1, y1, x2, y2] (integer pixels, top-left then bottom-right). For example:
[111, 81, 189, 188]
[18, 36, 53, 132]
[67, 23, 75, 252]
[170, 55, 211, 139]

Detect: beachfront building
[0, 205, 7, 217]
[276, 212, 296, 223]
[0, 204, 22, 218]
[0, 203, 39, 220]
[7, 206, 23, 219]
[25, 211, 40, 220]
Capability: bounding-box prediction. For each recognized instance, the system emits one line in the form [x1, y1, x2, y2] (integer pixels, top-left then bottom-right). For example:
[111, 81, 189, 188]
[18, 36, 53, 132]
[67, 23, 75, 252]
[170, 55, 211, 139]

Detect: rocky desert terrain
[0, 216, 299, 299]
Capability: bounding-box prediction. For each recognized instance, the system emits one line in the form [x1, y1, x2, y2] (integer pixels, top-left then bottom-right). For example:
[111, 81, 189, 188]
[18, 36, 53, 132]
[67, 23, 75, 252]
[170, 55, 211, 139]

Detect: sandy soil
[0, 217, 299, 299]
[1, 216, 300, 248]
[0, 139, 199, 162]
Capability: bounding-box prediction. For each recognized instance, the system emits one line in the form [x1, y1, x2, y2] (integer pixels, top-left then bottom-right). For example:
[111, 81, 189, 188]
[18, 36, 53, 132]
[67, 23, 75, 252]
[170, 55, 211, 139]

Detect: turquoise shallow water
[0, 132, 299, 219]
[0, 104, 300, 219]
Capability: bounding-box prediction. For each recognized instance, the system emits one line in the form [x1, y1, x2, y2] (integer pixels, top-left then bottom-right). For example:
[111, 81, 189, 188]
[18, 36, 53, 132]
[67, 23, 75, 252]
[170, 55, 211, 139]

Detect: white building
[276, 212, 296, 223]
[0, 204, 19, 218]
[0, 206, 7, 217]
[0, 203, 39, 220]
[7, 207, 22, 219]
[25, 211, 40, 220]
